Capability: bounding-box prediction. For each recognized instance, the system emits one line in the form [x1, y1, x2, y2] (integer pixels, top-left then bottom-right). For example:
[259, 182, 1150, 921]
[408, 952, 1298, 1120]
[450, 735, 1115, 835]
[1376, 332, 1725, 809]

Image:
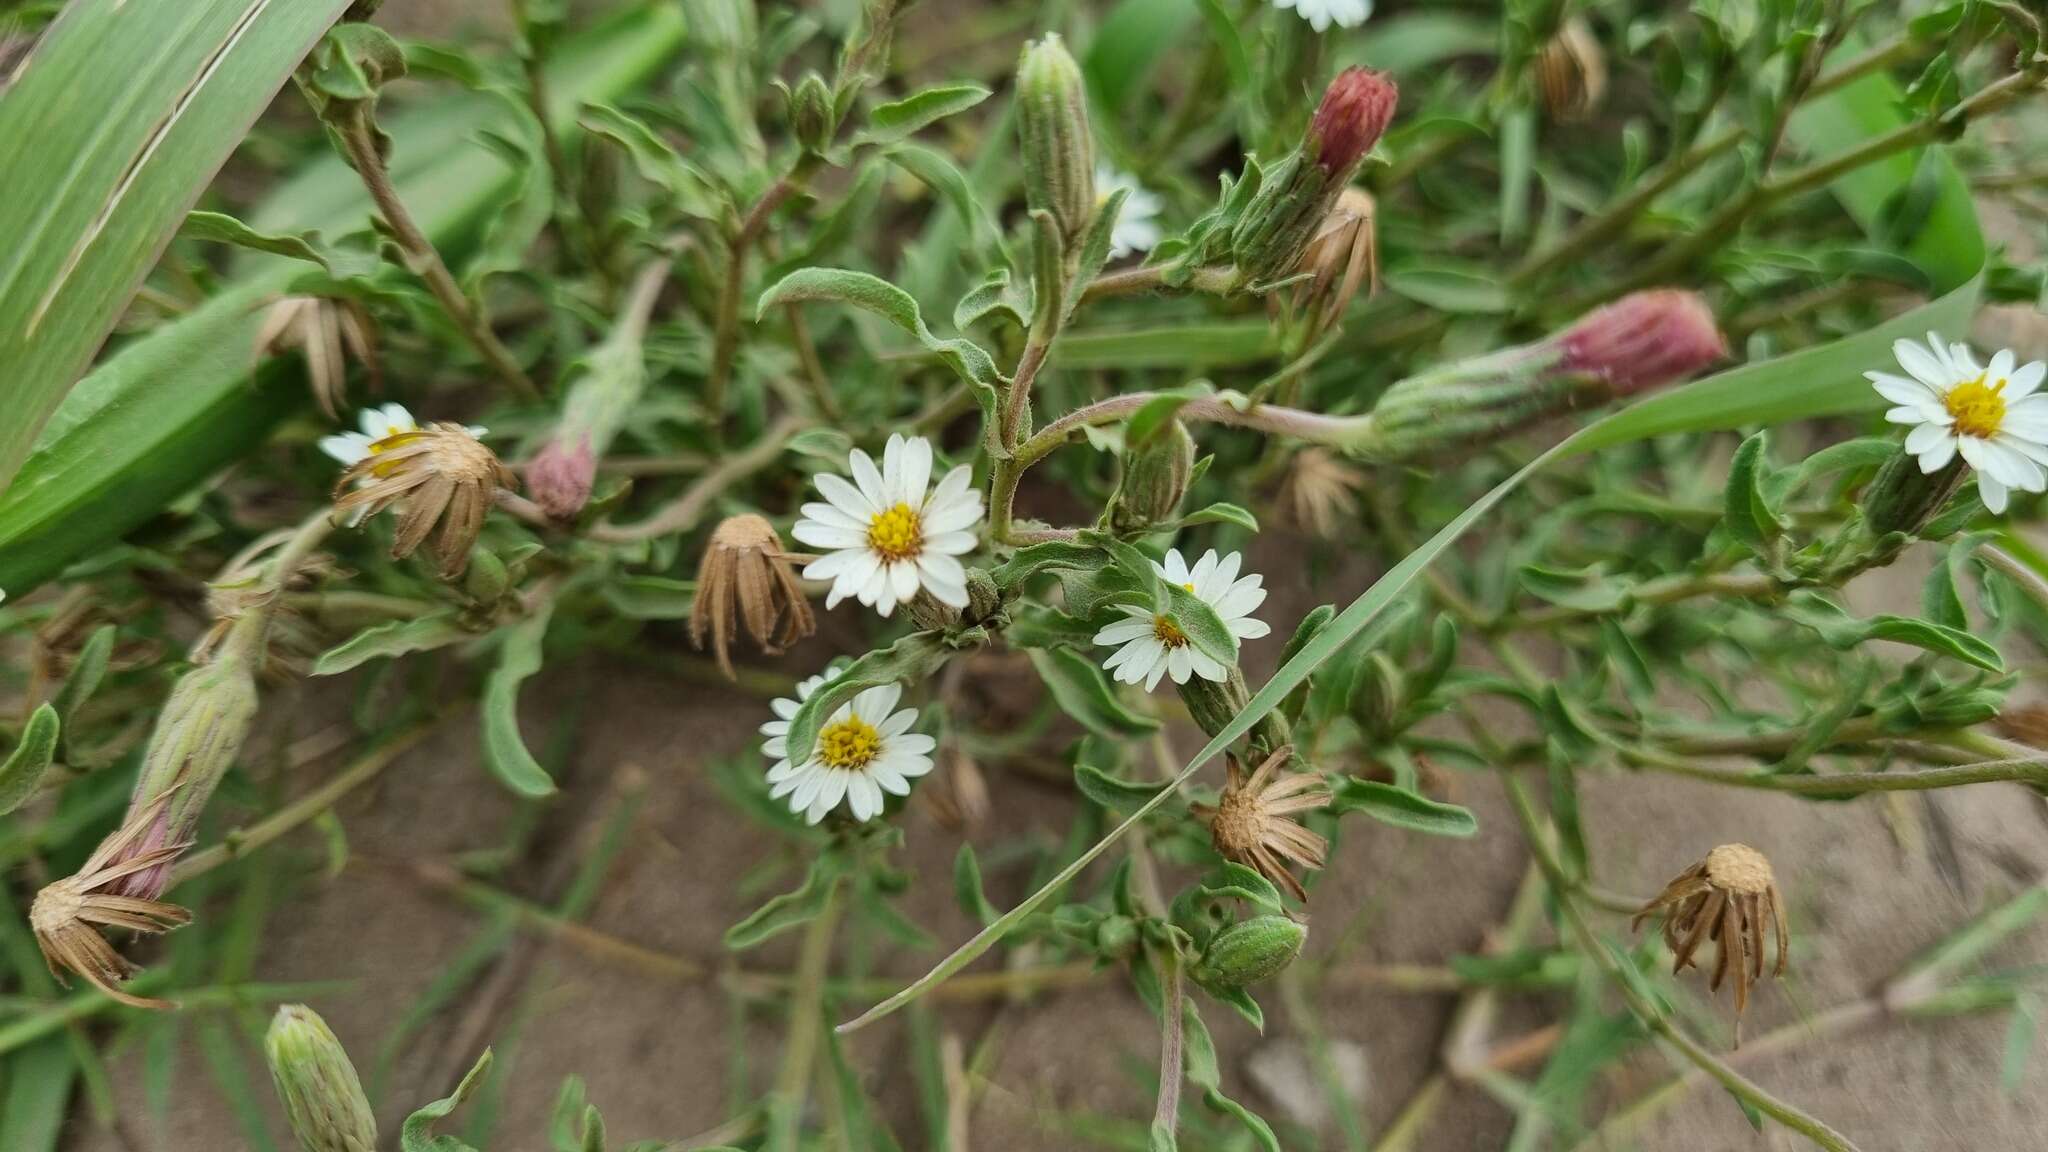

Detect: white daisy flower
[792, 434, 983, 618]
[761, 678, 935, 824]
[1271, 0, 1374, 33]
[1097, 165, 1164, 259]
[318, 402, 489, 466]
[1095, 548, 1271, 691]
[1869, 333, 2048, 514]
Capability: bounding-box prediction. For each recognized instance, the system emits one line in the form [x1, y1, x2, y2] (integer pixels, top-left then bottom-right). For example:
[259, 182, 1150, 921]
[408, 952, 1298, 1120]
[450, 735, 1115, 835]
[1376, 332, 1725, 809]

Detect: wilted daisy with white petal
[1869, 334, 2048, 514]
[1097, 165, 1164, 259]
[793, 434, 983, 617]
[761, 678, 935, 824]
[1096, 548, 1271, 691]
[1272, 0, 1373, 33]
[318, 402, 489, 466]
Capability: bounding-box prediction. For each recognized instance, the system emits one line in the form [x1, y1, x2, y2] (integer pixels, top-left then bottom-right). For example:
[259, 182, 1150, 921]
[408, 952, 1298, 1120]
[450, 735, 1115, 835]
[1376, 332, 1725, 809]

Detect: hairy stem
[708, 159, 818, 436]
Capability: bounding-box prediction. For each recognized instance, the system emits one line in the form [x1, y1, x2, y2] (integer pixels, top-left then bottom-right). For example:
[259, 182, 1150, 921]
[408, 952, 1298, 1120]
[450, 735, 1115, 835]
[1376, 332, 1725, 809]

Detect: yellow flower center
[1945, 375, 2007, 439]
[1181, 581, 1196, 592]
[1152, 614, 1188, 647]
[867, 503, 924, 561]
[817, 717, 882, 771]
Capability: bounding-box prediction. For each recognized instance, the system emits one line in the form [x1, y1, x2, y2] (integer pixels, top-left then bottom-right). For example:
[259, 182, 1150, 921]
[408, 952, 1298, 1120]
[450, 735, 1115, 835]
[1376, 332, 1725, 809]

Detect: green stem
[708, 157, 820, 437]
[1633, 753, 2048, 797]
[768, 874, 843, 1152]
[1151, 950, 1185, 1141]
[1499, 774, 1862, 1152]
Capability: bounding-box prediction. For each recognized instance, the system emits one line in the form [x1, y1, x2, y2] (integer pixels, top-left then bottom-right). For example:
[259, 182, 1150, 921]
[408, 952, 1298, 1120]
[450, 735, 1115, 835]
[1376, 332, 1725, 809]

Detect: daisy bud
[1109, 421, 1196, 532]
[1536, 17, 1606, 122]
[1231, 69, 1397, 286]
[333, 423, 516, 578]
[1193, 915, 1307, 989]
[524, 436, 595, 522]
[1359, 290, 1725, 462]
[788, 72, 836, 154]
[1351, 651, 1404, 741]
[1016, 34, 1096, 246]
[905, 588, 963, 632]
[1861, 447, 1968, 539]
[690, 514, 816, 679]
[266, 1005, 378, 1152]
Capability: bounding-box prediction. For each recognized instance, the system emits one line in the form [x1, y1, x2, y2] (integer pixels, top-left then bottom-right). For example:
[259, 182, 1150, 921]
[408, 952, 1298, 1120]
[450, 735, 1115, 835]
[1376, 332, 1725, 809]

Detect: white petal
[1905, 421, 1955, 456]
[1914, 435, 1957, 472]
[1980, 472, 2009, 514]
[800, 501, 867, 531]
[1096, 619, 1155, 644]
[850, 449, 888, 508]
[816, 472, 877, 519]
[898, 436, 932, 507]
[1161, 549, 1190, 585]
[792, 521, 868, 550]
[1894, 338, 1952, 389]
[1230, 618, 1272, 640]
[2007, 361, 2046, 400]
[854, 683, 903, 720]
[1867, 371, 1937, 407]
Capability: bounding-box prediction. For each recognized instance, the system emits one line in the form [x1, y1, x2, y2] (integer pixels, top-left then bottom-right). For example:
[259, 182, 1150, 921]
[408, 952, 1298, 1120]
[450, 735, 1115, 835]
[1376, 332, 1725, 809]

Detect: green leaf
[953, 844, 999, 927]
[1519, 565, 1628, 614]
[48, 624, 114, 736]
[577, 101, 722, 219]
[784, 634, 950, 772]
[1180, 998, 1281, 1151]
[402, 1049, 494, 1152]
[1177, 502, 1260, 533]
[1383, 266, 1512, 313]
[1199, 863, 1286, 916]
[479, 607, 559, 799]
[1330, 778, 1477, 837]
[1027, 648, 1160, 739]
[1723, 431, 1783, 556]
[1783, 592, 2003, 672]
[1086, 0, 1197, 110]
[992, 540, 1102, 590]
[1791, 436, 1897, 493]
[725, 855, 839, 950]
[0, 0, 359, 496]
[1125, 386, 1206, 449]
[1073, 762, 1171, 812]
[883, 144, 1011, 271]
[598, 576, 696, 620]
[757, 268, 1002, 401]
[1161, 581, 1240, 671]
[179, 211, 378, 280]
[313, 613, 472, 676]
[0, 705, 60, 817]
[854, 84, 991, 147]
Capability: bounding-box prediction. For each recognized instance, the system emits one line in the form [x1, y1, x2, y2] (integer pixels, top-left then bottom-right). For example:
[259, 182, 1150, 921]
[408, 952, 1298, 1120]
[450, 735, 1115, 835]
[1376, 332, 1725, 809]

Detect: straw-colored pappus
[1537, 16, 1607, 122]
[1194, 745, 1331, 903]
[30, 793, 193, 1009]
[1633, 843, 1789, 1040]
[256, 294, 379, 419]
[690, 513, 816, 678]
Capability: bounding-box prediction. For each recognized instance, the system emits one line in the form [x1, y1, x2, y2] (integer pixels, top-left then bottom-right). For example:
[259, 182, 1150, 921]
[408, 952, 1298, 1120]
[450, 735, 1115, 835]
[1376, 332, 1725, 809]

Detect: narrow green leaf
[1027, 648, 1160, 739]
[1723, 431, 1783, 555]
[479, 607, 558, 798]
[49, 623, 113, 735]
[855, 84, 991, 147]
[1331, 778, 1478, 837]
[179, 210, 378, 280]
[758, 267, 1003, 398]
[725, 856, 838, 950]
[1073, 762, 1171, 812]
[313, 613, 471, 676]
[952, 844, 999, 927]
[402, 1049, 494, 1152]
[0, 704, 60, 817]
[1178, 502, 1259, 532]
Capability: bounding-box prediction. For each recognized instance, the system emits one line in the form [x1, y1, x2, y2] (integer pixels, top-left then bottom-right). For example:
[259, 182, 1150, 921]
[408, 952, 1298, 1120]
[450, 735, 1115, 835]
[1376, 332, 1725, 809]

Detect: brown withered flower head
[333, 422, 514, 579]
[690, 514, 816, 678]
[1537, 16, 1607, 122]
[256, 295, 379, 420]
[31, 795, 193, 1009]
[1279, 447, 1366, 539]
[1289, 187, 1379, 340]
[1633, 843, 1789, 1037]
[1195, 744, 1331, 902]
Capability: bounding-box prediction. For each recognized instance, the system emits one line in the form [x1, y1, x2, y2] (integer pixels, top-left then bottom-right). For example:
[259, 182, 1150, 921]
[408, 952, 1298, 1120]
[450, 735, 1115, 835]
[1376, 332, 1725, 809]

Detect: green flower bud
[788, 72, 836, 154]
[1177, 668, 1290, 761]
[1016, 35, 1096, 247]
[1193, 915, 1307, 989]
[965, 568, 1004, 625]
[266, 1006, 377, 1152]
[1352, 651, 1404, 741]
[1095, 914, 1138, 956]
[1110, 421, 1196, 532]
[463, 547, 509, 603]
[906, 588, 964, 632]
[1862, 448, 1967, 539]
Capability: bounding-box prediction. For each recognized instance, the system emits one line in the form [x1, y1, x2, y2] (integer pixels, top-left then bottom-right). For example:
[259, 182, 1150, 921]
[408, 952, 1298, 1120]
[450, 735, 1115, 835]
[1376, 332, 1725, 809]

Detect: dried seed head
[1537, 17, 1607, 122]
[266, 1005, 378, 1152]
[333, 422, 515, 579]
[1633, 843, 1790, 1040]
[256, 296, 379, 420]
[1279, 448, 1366, 538]
[31, 796, 193, 1010]
[1195, 745, 1332, 903]
[1288, 187, 1378, 340]
[524, 435, 596, 521]
[689, 514, 816, 679]
[1555, 289, 1726, 396]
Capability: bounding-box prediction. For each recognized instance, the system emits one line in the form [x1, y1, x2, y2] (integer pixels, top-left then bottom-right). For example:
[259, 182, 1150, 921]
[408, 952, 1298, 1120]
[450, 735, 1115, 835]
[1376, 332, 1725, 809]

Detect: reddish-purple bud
[1308, 68, 1399, 175]
[1555, 290, 1727, 396]
[526, 436, 595, 521]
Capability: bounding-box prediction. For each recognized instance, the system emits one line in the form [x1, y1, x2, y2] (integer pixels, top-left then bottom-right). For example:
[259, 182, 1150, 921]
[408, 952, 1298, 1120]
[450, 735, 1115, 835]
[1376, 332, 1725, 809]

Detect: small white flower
[1869, 333, 2048, 514]
[761, 676, 935, 824]
[1097, 165, 1164, 259]
[1271, 0, 1373, 33]
[793, 434, 983, 618]
[1095, 548, 1271, 691]
[318, 403, 488, 466]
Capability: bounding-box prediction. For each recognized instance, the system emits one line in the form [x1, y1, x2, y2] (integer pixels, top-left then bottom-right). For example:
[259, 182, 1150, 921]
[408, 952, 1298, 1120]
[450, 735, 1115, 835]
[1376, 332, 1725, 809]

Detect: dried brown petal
[689, 514, 816, 678]
[1198, 745, 1331, 904]
[333, 423, 513, 578]
[31, 799, 194, 1010]
[1633, 843, 1790, 1039]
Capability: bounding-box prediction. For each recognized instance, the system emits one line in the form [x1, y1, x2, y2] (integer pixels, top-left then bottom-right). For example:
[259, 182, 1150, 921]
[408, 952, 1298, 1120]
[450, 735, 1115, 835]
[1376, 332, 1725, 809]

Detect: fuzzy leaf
[855, 84, 991, 148]
[314, 612, 472, 676]
[1784, 592, 2003, 672]
[479, 607, 559, 798]
[725, 855, 839, 950]
[179, 211, 379, 281]
[1330, 778, 1477, 837]
[784, 633, 949, 772]
[758, 268, 1002, 401]
[402, 1050, 494, 1152]
[0, 704, 60, 816]
[1027, 647, 1160, 738]
[1074, 762, 1171, 812]
[953, 844, 999, 927]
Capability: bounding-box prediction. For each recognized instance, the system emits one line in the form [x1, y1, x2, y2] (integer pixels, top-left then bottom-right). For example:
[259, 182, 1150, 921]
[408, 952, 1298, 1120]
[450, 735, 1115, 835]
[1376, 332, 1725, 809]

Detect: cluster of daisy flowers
[755, 435, 1274, 825]
[1871, 334, 2048, 513]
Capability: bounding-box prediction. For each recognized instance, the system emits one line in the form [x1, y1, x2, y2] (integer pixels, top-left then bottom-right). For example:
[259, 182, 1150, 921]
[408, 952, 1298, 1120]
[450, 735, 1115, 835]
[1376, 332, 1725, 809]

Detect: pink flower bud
[1555, 290, 1727, 396]
[526, 436, 595, 521]
[108, 806, 176, 900]
[1309, 68, 1399, 176]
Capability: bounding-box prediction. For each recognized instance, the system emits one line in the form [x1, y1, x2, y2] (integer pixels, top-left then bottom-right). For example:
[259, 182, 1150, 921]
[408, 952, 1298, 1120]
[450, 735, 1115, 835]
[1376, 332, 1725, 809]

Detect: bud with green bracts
[527, 294, 653, 519]
[266, 1005, 378, 1152]
[108, 618, 263, 900]
[1354, 289, 1725, 462]
[1351, 651, 1404, 741]
[1863, 449, 1968, 539]
[1110, 421, 1196, 532]
[788, 72, 836, 154]
[1193, 916, 1307, 989]
[1177, 668, 1290, 760]
[1231, 68, 1398, 286]
[1016, 34, 1095, 248]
